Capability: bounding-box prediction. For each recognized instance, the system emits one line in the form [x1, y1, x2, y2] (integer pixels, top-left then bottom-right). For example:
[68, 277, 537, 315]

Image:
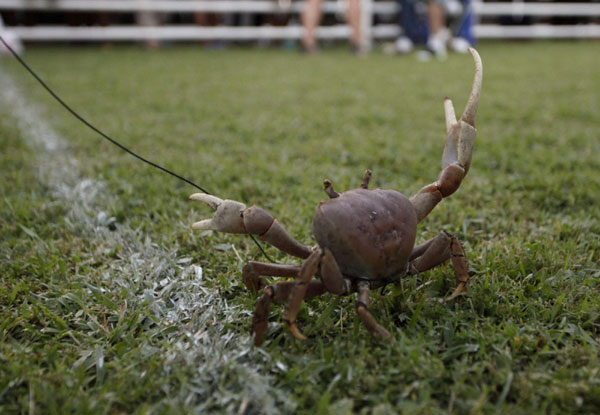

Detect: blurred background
[1, 0, 600, 55]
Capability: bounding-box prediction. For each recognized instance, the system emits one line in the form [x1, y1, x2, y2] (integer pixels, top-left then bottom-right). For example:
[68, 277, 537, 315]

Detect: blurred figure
[193, 12, 228, 50]
[0, 15, 23, 55]
[395, 0, 474, 59]
[302, 0, 361, 53]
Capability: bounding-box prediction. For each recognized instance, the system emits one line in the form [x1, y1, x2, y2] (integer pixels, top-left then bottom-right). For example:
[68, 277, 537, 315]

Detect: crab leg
[410, 48, 482, 222]
[252, 280, 326, 346]
[445, 235, 469, 302]
[408, 233, 452, 272]
[252, 247, 355, 344]
[189, 193, 312, 259]
[281, 249, 322, 341]
[319, 247, 351, 295]
[356, 281, 391, 338]
[319, 250, 394, 339]
[408, 231, 470, 302]
[242, 262, 302, 291]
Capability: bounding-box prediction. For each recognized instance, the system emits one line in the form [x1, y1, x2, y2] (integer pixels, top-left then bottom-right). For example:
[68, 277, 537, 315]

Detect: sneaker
[445, 0, 463, 16]
[426, 35, 447, 60]
[395, 36, 414, 54]
[416, 50, 433, 62]
[449, 37, 471, 54]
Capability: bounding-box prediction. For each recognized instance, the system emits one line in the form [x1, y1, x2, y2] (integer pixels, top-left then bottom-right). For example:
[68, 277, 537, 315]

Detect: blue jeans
[397, 0, 475, 45]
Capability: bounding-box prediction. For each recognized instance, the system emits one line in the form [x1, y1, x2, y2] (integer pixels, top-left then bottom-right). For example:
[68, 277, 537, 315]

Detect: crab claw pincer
[189, 193, 247, 233]
[460, 47, 482, 127]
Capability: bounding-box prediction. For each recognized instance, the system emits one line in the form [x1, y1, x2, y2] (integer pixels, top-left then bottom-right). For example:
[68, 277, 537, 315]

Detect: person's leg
[301, 0, 323, 52]
[426, 1, 448, 57]
[347, 0, 361, 50]
[427, 2, 445, 36]
[395, 0, 429, 53]
[398, 0, 429, 44]
[455, 0, 475, 45]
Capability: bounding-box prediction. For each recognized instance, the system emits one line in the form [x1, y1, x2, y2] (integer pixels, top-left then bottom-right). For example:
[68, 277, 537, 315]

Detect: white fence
[1, 0, 600, 50]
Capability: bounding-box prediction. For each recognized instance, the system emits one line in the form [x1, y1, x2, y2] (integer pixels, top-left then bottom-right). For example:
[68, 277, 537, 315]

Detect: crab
[189, 48, 483, 346]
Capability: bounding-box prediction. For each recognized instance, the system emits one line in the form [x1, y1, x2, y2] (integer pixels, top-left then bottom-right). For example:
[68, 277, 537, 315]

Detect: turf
[1, 41, 599, 414]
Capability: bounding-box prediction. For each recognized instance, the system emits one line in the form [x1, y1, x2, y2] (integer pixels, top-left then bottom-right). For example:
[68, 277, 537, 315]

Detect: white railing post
[359, 0, 373, 52]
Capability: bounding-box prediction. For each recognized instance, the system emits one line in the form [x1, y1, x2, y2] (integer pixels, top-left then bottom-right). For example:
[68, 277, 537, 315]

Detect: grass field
[1, 41, 599, 414]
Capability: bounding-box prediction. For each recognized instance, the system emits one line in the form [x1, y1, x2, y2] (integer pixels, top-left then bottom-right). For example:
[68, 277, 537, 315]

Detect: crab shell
[313, 188, 417, 280]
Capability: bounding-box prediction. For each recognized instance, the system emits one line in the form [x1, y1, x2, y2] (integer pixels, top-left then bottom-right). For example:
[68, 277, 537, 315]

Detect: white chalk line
[0, 68, 294, 414]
